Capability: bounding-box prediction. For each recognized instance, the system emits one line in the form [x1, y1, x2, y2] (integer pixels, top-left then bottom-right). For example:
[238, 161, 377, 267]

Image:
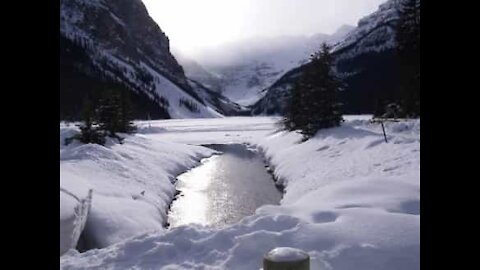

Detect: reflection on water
[168, 144, 282, 228]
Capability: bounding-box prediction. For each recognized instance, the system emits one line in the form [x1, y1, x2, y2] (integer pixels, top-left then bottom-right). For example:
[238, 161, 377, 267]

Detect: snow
[102, 53, 224, 119]
[265, 247, 309, 262]
[60, 125, 216, 254]
[60, 116, 419, 270]
[90, 53, 223, 119]
[134, 117, 279, 145]
[60, 188, 92, 255]
[139, 63, 224, 119]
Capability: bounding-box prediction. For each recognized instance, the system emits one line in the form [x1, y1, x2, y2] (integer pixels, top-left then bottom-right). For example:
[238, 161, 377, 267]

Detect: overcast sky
[142, 0, 386, 57]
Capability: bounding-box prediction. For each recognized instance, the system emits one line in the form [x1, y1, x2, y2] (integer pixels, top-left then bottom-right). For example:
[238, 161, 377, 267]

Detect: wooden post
[381, 121, 388, 143]
[263, 247, 310, 270]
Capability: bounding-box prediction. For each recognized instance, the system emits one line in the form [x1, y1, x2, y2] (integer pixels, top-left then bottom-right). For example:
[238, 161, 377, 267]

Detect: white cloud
[142, 0, 386, 56]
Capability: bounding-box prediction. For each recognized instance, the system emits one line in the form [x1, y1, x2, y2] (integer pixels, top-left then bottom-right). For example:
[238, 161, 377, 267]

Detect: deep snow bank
[59, 126, 215, 255]
[60, 181, 92, 255]
[60, 118, 419, 269]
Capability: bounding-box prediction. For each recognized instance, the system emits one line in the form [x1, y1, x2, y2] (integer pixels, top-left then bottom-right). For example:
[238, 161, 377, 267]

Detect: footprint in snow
[337, 204, 369, 209]
[316, 145, 330, 151]
[365, 139, 385, 149]
[383, 165, 400, 172]
[387, 200, 420, 216]
[312, 211, 338, 223]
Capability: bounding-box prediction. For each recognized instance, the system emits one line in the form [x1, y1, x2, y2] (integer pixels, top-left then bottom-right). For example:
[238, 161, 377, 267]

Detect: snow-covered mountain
[172, 52, 224, 93]
[332, 0, 399, 60]
[252, 0, 404, 115]
[177, 25, 354, 107]
[60, 0, 241, 120]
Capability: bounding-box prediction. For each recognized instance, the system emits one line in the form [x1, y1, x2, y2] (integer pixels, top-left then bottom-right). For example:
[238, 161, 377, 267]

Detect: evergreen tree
[118, 88, 137, 134]
[373, 98, 386, 118]
[96, 87, 136, 143]
[396, 0, 420, 117]
[97, 88, 121, 138]
[283, 43, 343, 139]
[283, 79, 307, 131]
[65, 97, 105, 145]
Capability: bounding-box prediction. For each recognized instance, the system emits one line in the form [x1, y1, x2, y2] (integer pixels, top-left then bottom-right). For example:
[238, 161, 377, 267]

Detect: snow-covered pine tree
[283, 43, 343, 139]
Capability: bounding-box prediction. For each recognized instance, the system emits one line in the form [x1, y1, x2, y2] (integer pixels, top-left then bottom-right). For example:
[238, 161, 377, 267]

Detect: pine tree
[97, 88, 121, 138]
[96, 87, 136, 143]
[396, 0, 420, 117]
[65, 97, 105, 145]
[373, 98, 386, 118]
[283, 43, 343, 139]
[283, 78, 307, 131]
[118, 88, 137, 134]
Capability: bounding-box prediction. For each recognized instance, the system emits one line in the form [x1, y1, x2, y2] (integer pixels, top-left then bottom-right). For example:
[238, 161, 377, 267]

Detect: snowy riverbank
[60, 126, 217, 253]
[60, 117, 419, 269]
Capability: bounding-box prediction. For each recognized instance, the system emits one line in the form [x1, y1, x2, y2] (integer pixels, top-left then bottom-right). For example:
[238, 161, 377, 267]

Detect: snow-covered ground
[60, 116, 419, 269]
[60, 126, 217, 253]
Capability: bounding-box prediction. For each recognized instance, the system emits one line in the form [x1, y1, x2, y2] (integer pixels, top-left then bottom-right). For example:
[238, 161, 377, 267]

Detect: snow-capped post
[381, 121, 388, 143]
[263, 247, 310, 270]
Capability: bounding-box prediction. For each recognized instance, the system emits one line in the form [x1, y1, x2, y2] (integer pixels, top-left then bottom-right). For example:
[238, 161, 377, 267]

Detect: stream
[168, 144, 282, 228]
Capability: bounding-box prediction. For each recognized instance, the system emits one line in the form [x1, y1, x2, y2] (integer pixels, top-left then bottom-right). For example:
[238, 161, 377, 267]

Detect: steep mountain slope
[252, 0, 403, 115]
[179, 25, 354, 107]
[60, 33, 171, 120]
[60, 0, 240, 120]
